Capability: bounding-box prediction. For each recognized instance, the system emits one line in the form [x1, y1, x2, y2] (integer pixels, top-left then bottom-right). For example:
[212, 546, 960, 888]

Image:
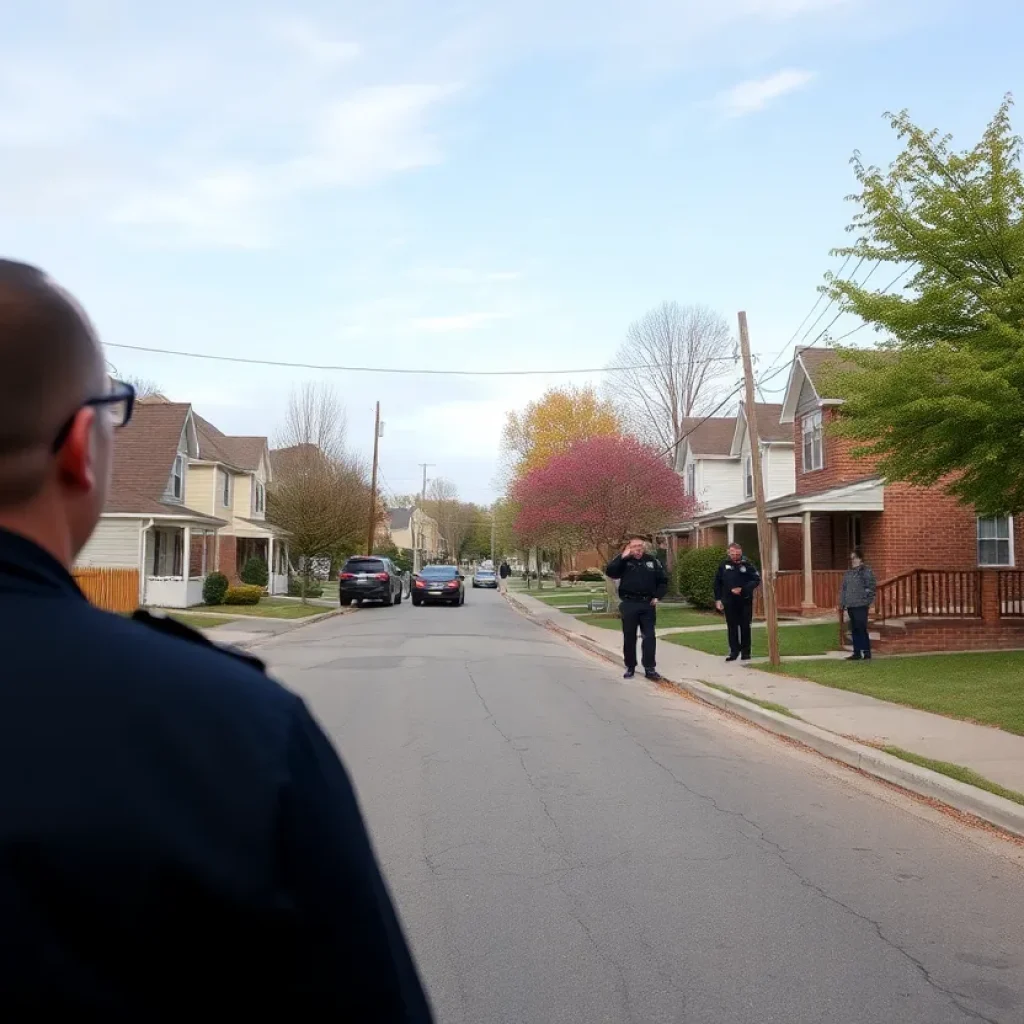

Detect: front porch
[142, 521, 220, 608]
[230, 520, 291, 595]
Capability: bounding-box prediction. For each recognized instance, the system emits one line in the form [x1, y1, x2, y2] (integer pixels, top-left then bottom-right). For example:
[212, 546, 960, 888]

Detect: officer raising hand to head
[0, 260, 432, 1020]
[606, 536, 668, 681]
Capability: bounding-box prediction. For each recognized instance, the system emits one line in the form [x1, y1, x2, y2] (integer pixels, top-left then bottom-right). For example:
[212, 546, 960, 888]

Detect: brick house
[75, 401, 225, 608]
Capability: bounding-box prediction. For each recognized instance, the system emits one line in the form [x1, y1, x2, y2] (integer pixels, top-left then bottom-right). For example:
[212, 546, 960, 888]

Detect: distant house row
[74, 397, 292, 609]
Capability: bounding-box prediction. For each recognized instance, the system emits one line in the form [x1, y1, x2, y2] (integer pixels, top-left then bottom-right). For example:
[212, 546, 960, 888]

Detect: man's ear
[57, 407, 97, 493]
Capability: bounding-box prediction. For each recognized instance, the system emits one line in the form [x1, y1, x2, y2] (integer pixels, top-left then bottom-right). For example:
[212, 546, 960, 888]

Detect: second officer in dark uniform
[606, 536, 668, 681]
[0, 260, 433, 1020]
[713, 541, 762, 661]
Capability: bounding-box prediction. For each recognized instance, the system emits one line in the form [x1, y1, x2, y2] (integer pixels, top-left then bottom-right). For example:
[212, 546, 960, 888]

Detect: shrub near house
[224, 585, 263, 606]
[675, 546, 728, 609]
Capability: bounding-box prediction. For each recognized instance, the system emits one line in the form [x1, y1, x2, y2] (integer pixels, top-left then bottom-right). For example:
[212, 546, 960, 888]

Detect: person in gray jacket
[839, 547, 876, 661]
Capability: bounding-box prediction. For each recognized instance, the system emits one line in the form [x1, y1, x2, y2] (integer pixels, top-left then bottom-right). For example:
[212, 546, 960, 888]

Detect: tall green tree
[824, 96, 1024, 515]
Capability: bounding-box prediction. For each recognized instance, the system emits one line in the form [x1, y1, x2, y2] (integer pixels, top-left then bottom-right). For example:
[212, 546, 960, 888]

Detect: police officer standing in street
[606, 536, 668, 681]
[0, 260, 433, 1019]
[713, 541, 762, 661]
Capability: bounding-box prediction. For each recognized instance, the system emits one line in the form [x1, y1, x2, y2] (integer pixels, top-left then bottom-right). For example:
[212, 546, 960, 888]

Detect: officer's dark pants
[620, 599, 657, 671]
[847, 605, 871, 658]
[724, 599, 753, 657]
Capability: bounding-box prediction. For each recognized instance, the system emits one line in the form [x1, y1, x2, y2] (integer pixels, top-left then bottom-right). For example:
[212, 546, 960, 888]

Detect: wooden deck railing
[72, 567, 139, 614]
[874, 569, 980, 623]
[997, 570, 1024, 618]
[755, 570, 845, 616]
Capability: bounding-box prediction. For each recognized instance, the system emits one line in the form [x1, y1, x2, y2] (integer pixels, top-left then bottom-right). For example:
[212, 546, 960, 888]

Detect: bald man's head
[0, 260, 107, 507]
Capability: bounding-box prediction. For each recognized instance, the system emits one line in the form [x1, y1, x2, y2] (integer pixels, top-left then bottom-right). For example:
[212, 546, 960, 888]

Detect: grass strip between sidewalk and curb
[880, 747, 1024, 808]
[701, 682, 802, 720]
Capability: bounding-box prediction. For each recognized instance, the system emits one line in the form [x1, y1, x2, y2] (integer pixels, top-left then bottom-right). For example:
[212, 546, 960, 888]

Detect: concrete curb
[504, 593, 1024, 839]
[231, 606, 353, 650]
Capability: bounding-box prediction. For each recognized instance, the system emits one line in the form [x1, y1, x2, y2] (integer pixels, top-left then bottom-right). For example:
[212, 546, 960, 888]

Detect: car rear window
[344, 558, 387, 573]
[421, 566, 458, 579]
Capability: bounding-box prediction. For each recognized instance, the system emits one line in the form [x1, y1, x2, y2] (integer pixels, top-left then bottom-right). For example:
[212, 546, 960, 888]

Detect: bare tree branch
[605, 302, 733, 451]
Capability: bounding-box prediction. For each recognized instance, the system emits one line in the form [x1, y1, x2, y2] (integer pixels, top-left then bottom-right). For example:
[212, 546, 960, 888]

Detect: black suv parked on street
[338, 556, 404, 607]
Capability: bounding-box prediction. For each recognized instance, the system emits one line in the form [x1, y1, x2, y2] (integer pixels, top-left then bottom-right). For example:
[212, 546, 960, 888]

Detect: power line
[105, 342, 734, 378]
[826, 266, 913, 345]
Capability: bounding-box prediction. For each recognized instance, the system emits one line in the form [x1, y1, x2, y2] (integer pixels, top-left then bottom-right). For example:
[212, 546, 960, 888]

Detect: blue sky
[2, 0, 1021, 502]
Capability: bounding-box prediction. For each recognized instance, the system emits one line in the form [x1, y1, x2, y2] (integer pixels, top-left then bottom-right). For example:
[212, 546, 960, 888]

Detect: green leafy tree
[824, 96, 1024, 515]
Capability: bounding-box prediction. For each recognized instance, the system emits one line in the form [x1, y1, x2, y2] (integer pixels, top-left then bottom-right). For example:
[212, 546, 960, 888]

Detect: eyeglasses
[52, 378, 136, 453]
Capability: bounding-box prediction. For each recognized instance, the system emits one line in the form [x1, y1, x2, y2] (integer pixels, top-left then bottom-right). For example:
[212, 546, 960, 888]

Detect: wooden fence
[874, 569, 980, 623]
[72, 567, 139, 614]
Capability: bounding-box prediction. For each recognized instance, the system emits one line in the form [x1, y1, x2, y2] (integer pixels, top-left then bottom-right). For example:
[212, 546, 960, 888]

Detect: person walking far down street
[713, 542, 762, 662]
[499, 559, 511, 592]
[840, 547, 877, 661]
[605, 536, 669, 681]
[0, 260, 433, 1021]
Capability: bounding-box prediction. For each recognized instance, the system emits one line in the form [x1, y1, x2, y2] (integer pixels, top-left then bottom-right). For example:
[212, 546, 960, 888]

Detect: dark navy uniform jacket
[605, 553, 669, 601]
[0, 527, 433, 1020]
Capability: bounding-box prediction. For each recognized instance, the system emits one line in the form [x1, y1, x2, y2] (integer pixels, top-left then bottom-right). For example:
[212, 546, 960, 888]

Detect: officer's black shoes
[623, 668, 636, 679]
[645, 670, 662, 682]
[740, 654, 752, 662]
[846, 654, 862, 661]
[725, 653, 739, 662]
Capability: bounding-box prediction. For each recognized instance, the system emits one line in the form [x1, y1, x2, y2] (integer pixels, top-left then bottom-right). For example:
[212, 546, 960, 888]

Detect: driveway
[261, 589, 1024, 1024]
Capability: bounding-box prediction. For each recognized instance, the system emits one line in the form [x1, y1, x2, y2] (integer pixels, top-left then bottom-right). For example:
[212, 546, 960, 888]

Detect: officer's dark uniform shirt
[713, 556, 761, 603]
[605, 553, 669, 599]
[0, 527, 433, 1020]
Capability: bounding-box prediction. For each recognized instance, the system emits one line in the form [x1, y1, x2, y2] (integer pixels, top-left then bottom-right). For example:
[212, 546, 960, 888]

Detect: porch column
[802, 511, 814, 608]
[267, 536, 275, 591]
[183, 525, 192, 578]
[726, 521, 735, 544]
[770, 518, 780, 574]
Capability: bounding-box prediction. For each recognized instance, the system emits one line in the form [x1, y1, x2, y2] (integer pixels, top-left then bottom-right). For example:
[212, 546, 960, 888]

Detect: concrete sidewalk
[509, 590, 1024, 801]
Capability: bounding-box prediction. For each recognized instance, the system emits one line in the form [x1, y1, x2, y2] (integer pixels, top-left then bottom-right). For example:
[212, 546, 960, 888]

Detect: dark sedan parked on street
[412, 564, 465, 606]
[338, 556, 404, 606]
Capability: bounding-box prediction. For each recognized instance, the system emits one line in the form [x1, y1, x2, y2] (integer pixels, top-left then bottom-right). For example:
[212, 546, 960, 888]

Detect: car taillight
[339, 572, 354, 580]
[415, 579, 425, 588]
[375, 572, 389, 581]
[445, 580, 458, 588]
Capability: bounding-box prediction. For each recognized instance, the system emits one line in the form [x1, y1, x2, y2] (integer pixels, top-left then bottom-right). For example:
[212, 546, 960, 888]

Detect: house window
[171, 455, 184, 499]
[151, 530, 184, 576]
[848, 515, 863, 552]
[255, 482, 265, 513]
[744, 455, 753, 499]
[686, 463, 696, 496]
[221, 469, 232, 507]
[978, 516, 1013, 567]
[802, 411, 824, 473]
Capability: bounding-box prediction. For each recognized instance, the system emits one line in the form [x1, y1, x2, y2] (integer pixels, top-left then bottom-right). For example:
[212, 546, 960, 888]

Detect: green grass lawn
[532, 590, 604, 606]
[667, 621, 843, 658]
[200, 599, 327, 619]
[168, 612, 234, 630]
[770, 652, 1024, 736]
[573, 606, 720, 630]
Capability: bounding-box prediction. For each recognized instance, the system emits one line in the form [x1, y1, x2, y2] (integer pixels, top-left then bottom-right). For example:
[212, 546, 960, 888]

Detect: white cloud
[410, 312, 510, 333]
[714, 68, 816, 117]
[270, 17, 362, 67]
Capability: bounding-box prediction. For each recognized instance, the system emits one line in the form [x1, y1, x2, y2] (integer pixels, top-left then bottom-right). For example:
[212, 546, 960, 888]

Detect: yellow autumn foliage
[501, 385, 621, 480]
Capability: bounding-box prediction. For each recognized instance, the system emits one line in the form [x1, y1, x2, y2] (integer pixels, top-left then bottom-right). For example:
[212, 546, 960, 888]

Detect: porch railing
[874, 569, 980, 623]
[755, 570, 845, 616]
[72, 567, 139, 614]
[997, 570, 1024, 618]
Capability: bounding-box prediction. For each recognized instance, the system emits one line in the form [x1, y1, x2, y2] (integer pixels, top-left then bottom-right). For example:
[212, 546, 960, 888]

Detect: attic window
[221, 469, 232, 507]
[686, 463, 696, 496]
[802, 411, 823, 473]
[255, 482, 265, 513]
[744, 455, 753, 498]
[172, 455, 184, 499]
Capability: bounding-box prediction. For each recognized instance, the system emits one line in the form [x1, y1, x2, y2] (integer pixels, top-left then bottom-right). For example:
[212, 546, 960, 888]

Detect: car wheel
[383, 592, 394, 607]
[395, 589, 402, 605]
[412, 596, 421, 606]
[340, 597, 352, 606]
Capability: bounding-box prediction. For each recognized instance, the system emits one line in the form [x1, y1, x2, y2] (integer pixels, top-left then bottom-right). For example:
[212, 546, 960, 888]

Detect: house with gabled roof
[75, 400, 226, 608]
[187, 415, 291, 594]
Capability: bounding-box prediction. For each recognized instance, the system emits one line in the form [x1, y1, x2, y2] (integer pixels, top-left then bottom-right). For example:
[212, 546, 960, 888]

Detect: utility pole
[738, 312, 779, 667]
[414, 462, 434, 572]
[366, 402, 381, 556]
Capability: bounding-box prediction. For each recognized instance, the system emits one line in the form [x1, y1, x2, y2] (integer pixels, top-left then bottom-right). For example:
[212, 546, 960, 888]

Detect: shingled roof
[796, 347, 858, 399]
[192, 413, 267, 472]
[106, 403, 222, 521]
[683, 417, 737, 456]
[737, 402, 791, 443]
[388, 507, 413, 531]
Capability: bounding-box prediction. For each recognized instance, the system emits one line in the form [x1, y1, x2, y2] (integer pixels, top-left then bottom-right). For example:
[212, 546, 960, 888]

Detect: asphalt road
[263, 589, 1024, 1024]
